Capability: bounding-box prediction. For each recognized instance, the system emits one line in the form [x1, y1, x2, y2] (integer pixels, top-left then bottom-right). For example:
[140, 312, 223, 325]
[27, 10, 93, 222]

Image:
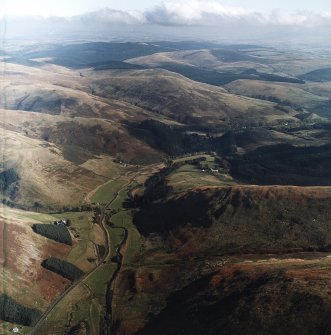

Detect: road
[31, 179, 126, 334]
[30, 164, 160, 334]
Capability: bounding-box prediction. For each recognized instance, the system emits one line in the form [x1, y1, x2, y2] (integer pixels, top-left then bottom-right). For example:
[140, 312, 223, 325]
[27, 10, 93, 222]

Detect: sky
[2, 0, 331, 43]
[2, 0, 331, 17]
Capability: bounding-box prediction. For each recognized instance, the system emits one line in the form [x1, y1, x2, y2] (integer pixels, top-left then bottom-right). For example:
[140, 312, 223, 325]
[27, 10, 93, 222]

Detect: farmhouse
[52, 219, 68, 226]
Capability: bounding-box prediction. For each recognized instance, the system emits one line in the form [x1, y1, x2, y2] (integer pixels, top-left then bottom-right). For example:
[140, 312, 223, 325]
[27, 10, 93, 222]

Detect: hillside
[299, 68, 331, 82]
[88, 68, 297, 128]
[110, 184, 331, 335]
[134, 186, 331, 256]
[229, 143, 331, 186]
[0, 206, 71, 323]
[0, 61, 166, 208]
[136, 259, 331, 335]
[225, 79, 330, 113]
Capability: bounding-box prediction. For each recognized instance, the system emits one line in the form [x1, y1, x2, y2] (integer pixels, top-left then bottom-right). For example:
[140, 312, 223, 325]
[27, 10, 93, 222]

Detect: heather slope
[134, 186, 331, 255]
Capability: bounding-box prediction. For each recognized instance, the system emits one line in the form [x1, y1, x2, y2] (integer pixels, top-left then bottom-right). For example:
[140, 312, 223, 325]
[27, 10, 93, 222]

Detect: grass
[111, 187, 130, 211]
[173, 154, 214, 163]
[106, 176, 144, 264]
[0, 206, 56, 223]
[67, 240, 96, 272]
[54, 211, 93, 229]
[91, 179, 126, 204]
[32, 173, 143, 333]
[0, 322, 31, 335]
[111, 211, 142, 266]
[173, 154, 220, 171]
[85, 263, 117, 301]
[30, 170, 151, 333]
[226, 79, 328, 109]
[109, 227, 125, 256]
[80, 155, 134, 179]
[42, 283, 92, 333]
[167, 164, 235, 193]
[53, 211, 96, 271]
[89, 298, 102, 335]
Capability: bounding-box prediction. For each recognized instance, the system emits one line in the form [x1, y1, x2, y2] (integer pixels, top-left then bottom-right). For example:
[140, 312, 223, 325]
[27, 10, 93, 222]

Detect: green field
[173, 154, 214, 163]
[53, 211, 93, 240]
[111, 211, 142, 265]
[91, 179, 126, 204]
[168, 164, 235, 193]
[53, 211, 97, 271]
[31, 170, 146, 334]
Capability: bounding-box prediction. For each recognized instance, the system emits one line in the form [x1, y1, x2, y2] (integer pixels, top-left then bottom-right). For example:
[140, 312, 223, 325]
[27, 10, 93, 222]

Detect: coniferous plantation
[0, 295, 41, 326]
[32, 224, 73, 245]
[41, 258, 84, 281]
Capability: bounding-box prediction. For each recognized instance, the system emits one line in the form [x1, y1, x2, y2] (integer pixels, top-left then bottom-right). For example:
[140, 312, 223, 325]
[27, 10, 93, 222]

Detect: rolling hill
[1, 41, 331, 335]
[88, 68, 298, 128]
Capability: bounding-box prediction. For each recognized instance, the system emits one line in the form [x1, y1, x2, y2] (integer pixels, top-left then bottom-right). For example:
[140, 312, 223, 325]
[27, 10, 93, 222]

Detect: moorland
[0, 41, 331, 334]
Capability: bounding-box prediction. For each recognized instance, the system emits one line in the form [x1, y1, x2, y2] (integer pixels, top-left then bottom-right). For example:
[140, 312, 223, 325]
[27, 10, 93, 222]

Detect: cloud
[3, 1, 331, 42]
[266, 9, 331, 27]
[76, 8, 145, 25]
[142, 1, 331, 27]
[6, 1, 331, 28]
[145, 0, 248, 26]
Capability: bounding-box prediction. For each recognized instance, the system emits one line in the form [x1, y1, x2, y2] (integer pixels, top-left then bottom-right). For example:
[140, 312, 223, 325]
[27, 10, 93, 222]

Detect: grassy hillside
[159, 64, 304, 86]
[89, 68, 297, 128]
[225, 79, 329, 112]
[0, 61, 166, 207]
[0, 125, 108, 208]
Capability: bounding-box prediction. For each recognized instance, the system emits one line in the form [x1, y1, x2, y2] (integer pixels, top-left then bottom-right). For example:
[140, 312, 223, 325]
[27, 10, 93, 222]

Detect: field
[167, 164, 235, 193]
[53, 211, 98, 272]
[90, 178, 133, 205]
[29, 166, 151, 334]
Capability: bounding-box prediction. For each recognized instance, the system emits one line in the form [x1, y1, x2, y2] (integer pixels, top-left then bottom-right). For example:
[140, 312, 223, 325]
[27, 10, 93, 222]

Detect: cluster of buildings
[51, 219, 69, 227]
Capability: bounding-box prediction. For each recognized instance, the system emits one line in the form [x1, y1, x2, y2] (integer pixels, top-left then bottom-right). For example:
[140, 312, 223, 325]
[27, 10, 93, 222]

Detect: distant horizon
[1, 1, 331, 45]
[2, 0, 331, 19]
